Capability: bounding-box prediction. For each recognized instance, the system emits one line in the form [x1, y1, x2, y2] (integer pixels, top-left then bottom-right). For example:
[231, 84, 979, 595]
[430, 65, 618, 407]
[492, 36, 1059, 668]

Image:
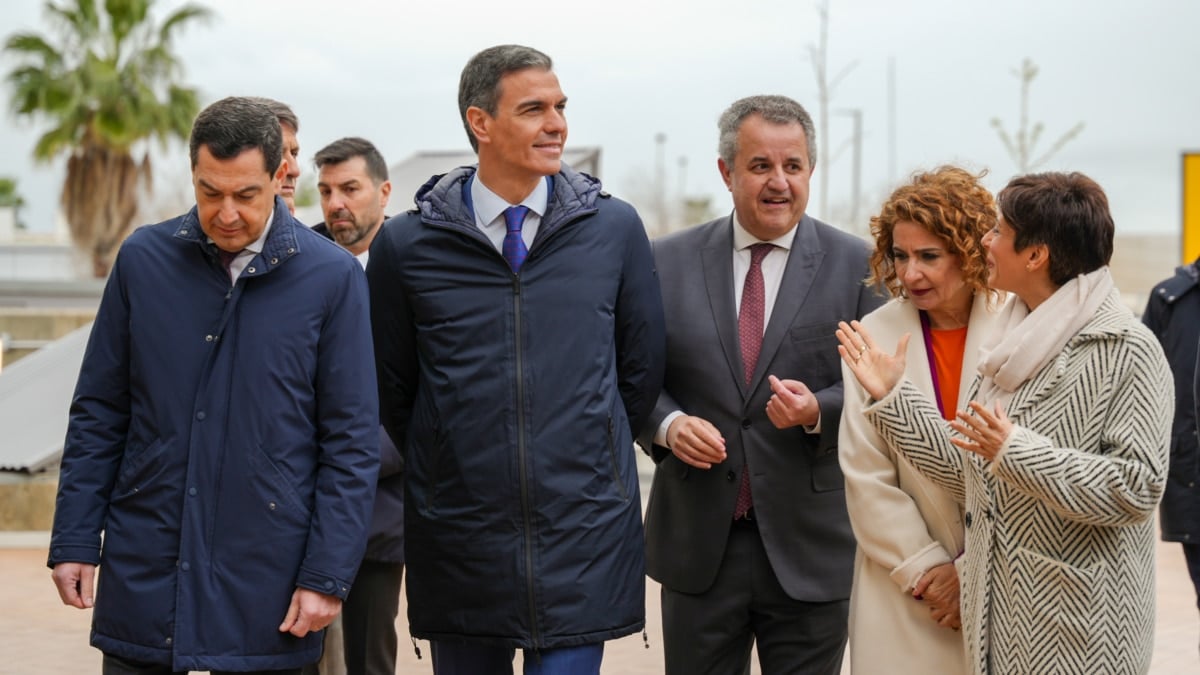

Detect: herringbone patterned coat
[864, 293, 1172, 674]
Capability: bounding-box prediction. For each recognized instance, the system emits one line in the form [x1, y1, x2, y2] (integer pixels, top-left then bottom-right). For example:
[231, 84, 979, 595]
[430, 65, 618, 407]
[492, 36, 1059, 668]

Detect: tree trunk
[61, 144, 149, 278]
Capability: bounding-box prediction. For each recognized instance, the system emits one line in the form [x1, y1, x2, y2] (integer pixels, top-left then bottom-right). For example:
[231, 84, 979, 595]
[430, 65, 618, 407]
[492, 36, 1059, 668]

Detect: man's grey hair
[245, 96, 299, 132]
[458, 44, 553, 153]
[717, 95, 817, 168]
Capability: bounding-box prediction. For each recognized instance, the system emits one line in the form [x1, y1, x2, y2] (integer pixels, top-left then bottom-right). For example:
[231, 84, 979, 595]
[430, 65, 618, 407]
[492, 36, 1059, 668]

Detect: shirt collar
[471, 175, 550, 226]
[731, 212, 797, 252]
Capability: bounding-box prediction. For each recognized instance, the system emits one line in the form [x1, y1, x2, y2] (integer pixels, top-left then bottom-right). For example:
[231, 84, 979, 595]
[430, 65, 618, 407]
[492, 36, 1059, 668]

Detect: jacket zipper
[512, 274, 540, 648]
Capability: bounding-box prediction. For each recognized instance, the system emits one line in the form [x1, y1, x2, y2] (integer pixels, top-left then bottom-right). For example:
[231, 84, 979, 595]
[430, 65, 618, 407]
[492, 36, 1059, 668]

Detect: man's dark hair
[458, 44, 553, 153]
[998, 171, 1114, 286]
[314, 137, 389, 185]
[189, 96, 282, 175]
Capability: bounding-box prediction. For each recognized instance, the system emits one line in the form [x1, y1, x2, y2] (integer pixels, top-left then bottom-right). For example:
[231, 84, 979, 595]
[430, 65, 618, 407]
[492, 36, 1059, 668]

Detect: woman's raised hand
[836, 320, 908, 401]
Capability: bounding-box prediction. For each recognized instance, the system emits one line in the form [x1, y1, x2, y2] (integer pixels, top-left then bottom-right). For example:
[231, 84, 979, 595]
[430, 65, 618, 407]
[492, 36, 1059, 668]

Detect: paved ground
[3, 476, 1198, 675]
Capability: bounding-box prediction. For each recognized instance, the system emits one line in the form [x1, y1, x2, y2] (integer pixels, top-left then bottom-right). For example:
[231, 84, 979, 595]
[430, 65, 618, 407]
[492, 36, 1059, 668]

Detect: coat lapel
[749, 216, 824, 394]
[700, 217, 746, 394]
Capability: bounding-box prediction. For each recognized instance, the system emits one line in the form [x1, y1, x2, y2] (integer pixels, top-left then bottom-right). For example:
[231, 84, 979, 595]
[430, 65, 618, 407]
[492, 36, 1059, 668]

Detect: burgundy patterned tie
[734, 243, 774, 519]
[218, 248, 239, 270]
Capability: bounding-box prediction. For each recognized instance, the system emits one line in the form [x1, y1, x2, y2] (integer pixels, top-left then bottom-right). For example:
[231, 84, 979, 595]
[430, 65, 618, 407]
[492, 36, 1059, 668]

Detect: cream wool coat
[864, 292, 1172, 674]
[840, 294, 999, 674]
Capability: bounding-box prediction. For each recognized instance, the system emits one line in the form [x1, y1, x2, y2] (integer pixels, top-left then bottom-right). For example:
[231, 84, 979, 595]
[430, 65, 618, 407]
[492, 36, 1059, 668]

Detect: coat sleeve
[988, 333, 1172, 527]
[48, 253, 134, 568]
[863, 378, 969, 498]
[615, 211, 666, 440]
[296, 261, 380, 598]
[366, 220, 418, 476]
[839, 359, 957, 592]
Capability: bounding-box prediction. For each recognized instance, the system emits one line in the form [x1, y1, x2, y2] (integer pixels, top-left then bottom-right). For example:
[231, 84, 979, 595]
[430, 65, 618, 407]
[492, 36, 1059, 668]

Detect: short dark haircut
[458, 44, 553, 153]
[997, 172, 1114, 286]
[245, 96, 299, 133]
[189, 97, 282, 175]
[718, 95, 817, 169]
[313, 137, 389, 185]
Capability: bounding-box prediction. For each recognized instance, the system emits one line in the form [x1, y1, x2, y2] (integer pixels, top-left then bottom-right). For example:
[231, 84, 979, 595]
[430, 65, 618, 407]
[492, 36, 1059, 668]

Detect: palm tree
[4, 0, 211, 277]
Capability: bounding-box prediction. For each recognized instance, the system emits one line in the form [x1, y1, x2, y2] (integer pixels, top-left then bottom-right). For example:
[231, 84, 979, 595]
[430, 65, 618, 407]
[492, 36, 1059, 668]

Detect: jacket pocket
[607, 416, 630, 502]
[1011, 547, 1101, 659]
[250, 446, 312, 526]
[423, 425, 448, 512]
[111, 437, 167, 501]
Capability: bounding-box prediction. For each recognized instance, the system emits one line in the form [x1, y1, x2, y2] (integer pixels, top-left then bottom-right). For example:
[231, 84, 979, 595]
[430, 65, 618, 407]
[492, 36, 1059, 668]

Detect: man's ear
[379, 180, 392, 209]
[717, 158, 733, 191]
[466, 106, 491, 148]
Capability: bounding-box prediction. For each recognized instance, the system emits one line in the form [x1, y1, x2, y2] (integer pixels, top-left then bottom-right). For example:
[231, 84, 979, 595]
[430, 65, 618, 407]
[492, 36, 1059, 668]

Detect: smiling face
[718, 114, 812, 241]
[278, 122, 301, 213]
[892, 220, 973, 325]
[193, 145, 284, 252]
[982, 215, 1028, 295]
[318, 155, 391, 256]
[469, 67, 566, 201]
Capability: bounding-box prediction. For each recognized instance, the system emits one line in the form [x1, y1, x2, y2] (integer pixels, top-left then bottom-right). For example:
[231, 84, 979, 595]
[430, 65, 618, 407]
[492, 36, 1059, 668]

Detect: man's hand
[913, 562, 961, 630]
[279, 587, 343, 637]
[667, 415, 726, 469]
[765, 375, 820, 429]
[51, 562, 95, 609]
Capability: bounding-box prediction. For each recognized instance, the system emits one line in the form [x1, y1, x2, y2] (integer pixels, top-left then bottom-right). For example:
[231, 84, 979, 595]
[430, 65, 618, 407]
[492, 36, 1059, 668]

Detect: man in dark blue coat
[368, 44, 665, 675]
[48, 96, 380, 675]
[1144, 258, 1200, 641]
[312, 136, 403, 675]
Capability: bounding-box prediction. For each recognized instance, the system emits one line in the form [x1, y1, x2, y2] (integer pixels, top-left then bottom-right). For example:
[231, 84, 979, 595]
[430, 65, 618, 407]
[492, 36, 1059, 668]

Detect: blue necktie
[502, 205, 530, 272]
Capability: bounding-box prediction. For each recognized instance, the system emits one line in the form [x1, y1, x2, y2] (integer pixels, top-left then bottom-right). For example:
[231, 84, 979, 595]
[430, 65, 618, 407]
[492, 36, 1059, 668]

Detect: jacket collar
[416, 163, 601, 239]
[172, 195, 301, 278]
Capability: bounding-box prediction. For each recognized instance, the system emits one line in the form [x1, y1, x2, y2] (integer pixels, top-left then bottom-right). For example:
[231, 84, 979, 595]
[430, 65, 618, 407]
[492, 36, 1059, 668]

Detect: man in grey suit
[639, 95, 882, 674]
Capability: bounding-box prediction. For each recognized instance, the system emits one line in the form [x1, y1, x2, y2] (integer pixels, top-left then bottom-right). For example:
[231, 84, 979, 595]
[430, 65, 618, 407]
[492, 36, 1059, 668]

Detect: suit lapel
[749, 216, 824, 393]
[700, 217, 746, 394]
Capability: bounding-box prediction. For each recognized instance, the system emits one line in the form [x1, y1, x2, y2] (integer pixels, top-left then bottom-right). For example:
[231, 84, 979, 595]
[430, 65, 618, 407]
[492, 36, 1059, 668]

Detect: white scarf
[975, 267, 1114, 406]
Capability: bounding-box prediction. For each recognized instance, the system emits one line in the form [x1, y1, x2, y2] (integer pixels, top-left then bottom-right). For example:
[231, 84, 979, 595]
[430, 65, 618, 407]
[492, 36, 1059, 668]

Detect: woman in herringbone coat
[837, 172, 1172, 675]
[839, 166, 1001, 675]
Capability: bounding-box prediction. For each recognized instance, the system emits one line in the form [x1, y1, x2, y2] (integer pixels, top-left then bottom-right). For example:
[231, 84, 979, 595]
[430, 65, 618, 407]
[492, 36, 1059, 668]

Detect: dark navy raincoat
[368, 164, 665, 649]
[1143, 261, 1200, 545]
[48, 198, 379, 671]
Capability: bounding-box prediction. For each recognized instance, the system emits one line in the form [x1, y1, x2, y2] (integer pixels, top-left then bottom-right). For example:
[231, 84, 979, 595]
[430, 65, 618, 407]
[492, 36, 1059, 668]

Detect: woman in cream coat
[840, 166, 998, 674]
[838, 172, 1172, 674]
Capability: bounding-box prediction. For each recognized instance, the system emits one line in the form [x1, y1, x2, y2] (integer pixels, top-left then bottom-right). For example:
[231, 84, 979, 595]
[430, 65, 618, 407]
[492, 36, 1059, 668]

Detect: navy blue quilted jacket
[368, 164, 664, 648]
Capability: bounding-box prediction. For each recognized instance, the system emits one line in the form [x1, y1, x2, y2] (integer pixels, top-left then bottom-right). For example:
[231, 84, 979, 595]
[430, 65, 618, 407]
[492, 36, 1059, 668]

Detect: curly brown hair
[867, 165, 998, 300]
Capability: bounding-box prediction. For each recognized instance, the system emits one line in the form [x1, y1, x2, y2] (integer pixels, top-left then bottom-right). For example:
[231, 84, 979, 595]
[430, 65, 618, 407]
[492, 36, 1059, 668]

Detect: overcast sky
[2, 0, 1198, 238]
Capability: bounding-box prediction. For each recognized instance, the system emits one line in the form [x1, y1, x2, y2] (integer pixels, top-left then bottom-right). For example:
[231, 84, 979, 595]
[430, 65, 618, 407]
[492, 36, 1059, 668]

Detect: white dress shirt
[470, 175, 550, 252]
[654, 215, 813, 447]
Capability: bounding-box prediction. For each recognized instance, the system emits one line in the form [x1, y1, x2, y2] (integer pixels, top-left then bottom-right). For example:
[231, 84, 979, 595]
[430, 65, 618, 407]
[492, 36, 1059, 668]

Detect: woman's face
[892, 220, 973, 318]
[982, 215, 1025, 294]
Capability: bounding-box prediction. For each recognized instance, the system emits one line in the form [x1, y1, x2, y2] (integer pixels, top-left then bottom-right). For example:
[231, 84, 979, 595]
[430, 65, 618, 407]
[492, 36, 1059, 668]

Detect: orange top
[930, 326, 968, 421]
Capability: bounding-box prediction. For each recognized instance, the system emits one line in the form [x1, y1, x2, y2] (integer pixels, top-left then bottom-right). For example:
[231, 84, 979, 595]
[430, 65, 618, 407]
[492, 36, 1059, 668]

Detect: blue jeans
[430, 641, 604, 675]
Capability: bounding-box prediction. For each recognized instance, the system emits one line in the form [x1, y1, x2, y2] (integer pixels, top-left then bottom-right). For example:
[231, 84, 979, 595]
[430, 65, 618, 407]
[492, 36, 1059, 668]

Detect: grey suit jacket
[639, 213, 882, 601]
